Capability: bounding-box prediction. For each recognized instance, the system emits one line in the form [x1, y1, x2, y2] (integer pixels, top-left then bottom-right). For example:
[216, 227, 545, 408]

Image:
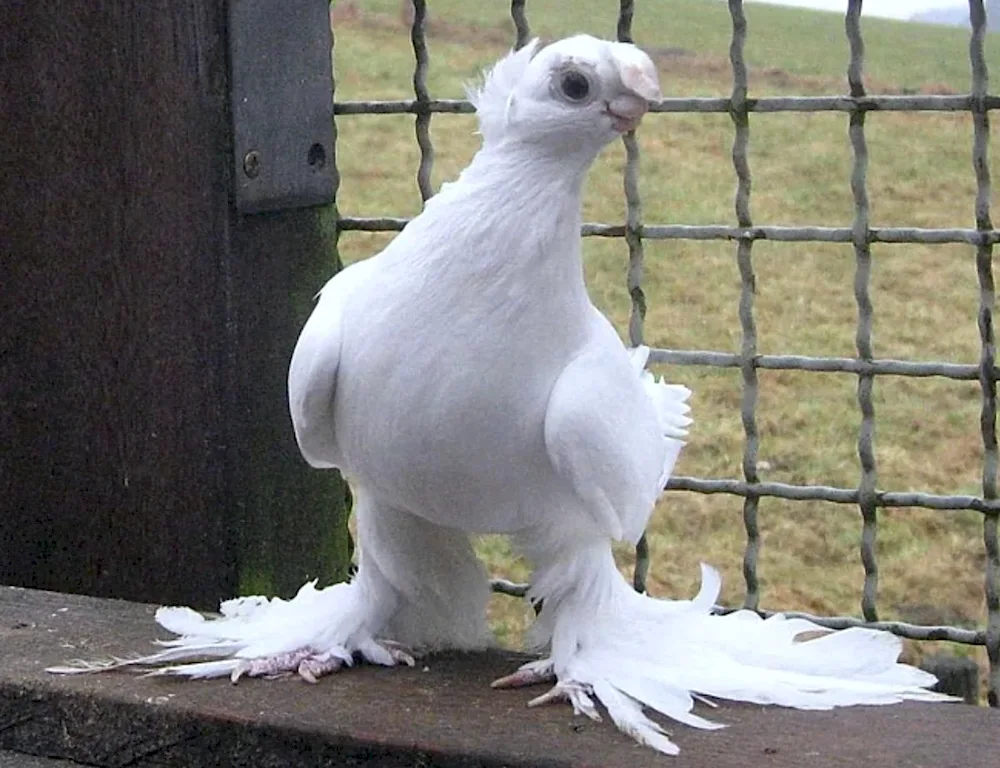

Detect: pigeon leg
[49, 496, 488, 681]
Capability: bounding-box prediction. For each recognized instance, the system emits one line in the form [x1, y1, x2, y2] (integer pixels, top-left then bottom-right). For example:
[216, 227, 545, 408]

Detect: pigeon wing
[544, 328, 689, 544]
[288, 259, 376, 469]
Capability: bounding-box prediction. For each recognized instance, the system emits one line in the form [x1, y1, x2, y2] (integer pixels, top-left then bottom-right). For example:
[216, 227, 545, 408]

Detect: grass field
[327, 0, 998, 681]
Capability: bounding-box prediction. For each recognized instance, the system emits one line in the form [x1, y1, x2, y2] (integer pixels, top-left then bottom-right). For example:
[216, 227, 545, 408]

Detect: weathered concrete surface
[1, 586, 996, 768]
[0, 751, 87, 767]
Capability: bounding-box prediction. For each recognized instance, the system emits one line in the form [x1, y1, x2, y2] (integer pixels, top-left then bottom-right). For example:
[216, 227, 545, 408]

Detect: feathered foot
[48, 495, 490, 683]
[46, 580, 410, 681]
[514, 546, 955, 756]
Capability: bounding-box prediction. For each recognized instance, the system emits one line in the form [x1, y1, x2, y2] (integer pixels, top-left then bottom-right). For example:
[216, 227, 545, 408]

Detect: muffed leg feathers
[355, 491, 493, 651]
[511, 534, 953, 755]
[47, 490, 493, 679]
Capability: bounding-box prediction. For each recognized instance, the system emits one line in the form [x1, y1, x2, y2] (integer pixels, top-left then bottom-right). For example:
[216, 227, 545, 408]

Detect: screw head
[307, 143, 326, 169]
[243, 150, 261, 179]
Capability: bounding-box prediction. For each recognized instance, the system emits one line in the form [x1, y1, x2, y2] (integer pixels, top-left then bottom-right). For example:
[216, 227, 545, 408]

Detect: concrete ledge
[1, 586, 996, 767]
[0, 750, 86, 767]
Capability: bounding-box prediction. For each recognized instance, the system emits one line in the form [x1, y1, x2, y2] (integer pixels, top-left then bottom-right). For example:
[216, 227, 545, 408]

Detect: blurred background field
[328, 0, 998, 680]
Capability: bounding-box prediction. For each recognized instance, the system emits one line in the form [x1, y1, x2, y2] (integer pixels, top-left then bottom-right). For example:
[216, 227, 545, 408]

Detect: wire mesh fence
[330, 0, 1000, 706]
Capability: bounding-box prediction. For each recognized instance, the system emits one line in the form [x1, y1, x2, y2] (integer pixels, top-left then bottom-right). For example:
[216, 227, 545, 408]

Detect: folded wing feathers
[630, 345, 692, 440]
[627, 345, 692, 495]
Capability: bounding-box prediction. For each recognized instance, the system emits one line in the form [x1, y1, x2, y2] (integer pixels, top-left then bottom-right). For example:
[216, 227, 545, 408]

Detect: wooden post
[0, 1, 349, 609]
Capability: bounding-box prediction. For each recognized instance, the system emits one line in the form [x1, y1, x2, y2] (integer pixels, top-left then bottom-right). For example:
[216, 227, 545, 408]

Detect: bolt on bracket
[229, 0, 335, 214]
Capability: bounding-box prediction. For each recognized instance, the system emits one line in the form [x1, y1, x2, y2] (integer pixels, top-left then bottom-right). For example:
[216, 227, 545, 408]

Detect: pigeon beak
[608, 47, 661, 133]
[606, 95, 649, 133]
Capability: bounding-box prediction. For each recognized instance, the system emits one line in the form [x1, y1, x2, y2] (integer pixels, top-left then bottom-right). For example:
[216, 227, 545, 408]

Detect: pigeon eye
[559, 70, 591, 103]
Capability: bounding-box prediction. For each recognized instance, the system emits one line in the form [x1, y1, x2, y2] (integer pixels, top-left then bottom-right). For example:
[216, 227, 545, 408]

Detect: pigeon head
[469, 35, 661, 157]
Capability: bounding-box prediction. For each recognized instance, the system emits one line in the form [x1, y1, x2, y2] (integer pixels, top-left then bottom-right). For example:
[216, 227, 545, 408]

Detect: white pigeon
[49, 35, 951, 755]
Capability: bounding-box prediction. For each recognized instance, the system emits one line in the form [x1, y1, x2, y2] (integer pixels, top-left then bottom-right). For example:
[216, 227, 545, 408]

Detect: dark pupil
[561, 71, 590, 101]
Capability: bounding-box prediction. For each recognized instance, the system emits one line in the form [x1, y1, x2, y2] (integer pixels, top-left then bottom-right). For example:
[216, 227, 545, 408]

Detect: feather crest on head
[466, 39, 542, 145]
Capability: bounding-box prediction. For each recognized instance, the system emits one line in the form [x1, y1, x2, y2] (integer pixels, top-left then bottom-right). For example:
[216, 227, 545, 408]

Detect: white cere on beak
[619, 61, 661, 102]
[603, 43, 661, 132]
[611, 44, 662, 103]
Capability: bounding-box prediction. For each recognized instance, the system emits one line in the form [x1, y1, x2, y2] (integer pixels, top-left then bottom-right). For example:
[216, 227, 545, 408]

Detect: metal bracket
[229, 0, 335, 214]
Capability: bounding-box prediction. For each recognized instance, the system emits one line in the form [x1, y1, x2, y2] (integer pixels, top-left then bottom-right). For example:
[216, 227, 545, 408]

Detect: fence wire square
[329, 0, 1000, 706]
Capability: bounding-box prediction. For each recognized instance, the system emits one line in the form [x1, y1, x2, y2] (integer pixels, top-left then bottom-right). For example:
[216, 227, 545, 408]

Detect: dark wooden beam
[0, 1, 348, 609]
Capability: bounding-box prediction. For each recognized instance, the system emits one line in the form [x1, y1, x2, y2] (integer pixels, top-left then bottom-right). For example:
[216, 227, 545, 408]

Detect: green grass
[353, 0, 998, 93]
[329, 1, 998, 678]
